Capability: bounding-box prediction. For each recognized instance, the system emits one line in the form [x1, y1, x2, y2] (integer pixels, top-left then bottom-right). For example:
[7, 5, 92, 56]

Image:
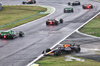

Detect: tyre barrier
[0, 3, 2, 11]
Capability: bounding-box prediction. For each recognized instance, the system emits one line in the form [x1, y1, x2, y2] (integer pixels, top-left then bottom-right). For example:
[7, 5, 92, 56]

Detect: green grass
[0, 5, 48, 30]
[79, 14, 100, 37]
[36, 55, 100, 66]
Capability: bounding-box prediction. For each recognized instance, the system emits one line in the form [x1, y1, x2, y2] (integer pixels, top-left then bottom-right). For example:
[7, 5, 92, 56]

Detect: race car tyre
[0, 35, 2, 38]
[55, 21, 58, 25]
[60, 19, 63, 23]
[78, 2, 80, 5]
[22, 1, 25, 4]
[91, 6, 93, 9]
[68, 2, 71, 5]
[34, 1, 36, 3]
[74, 47, 81, 53]
[46, 48, 51, 52]
[72, 3, 74, 6]
[19, 31, 24, 37]
[54, 50, 61, 56]
[46, 22, 49, 26]
[82, 5, 85, 9]
[71, 9, 74, 12]
[64, 9, 66, 13]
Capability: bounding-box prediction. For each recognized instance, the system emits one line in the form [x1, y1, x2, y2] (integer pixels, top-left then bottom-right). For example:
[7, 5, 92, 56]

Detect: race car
[64, 7, 74, 13]
[22, 0, 36, 4]
[42, 44, 81, 56]
[71, 1, 81, 6]
[0, 30, 24, 39]
[82, 4, 93, 9]
[46, 19, 63, 26]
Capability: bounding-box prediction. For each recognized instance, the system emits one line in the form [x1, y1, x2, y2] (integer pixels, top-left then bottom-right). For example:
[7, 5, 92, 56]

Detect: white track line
[76, 12, 100, 38]
[76, 31, 100, 39]
[27, 9, 100, 66]
[76, 11, 100, 31]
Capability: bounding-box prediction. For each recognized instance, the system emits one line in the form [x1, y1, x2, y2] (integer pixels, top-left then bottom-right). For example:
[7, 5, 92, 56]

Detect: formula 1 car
[22, 0, 36, 4]
[64, 7, 74, 13]
[71, 1, 81, 6]
[42, 44, 81, 56]
[82, 4, 93, 9]
[46, 19, 63, 26]
[0, 30, 24, 39]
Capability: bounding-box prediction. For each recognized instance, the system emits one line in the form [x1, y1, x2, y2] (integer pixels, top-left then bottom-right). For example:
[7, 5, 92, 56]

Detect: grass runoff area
[79, 14, 100, 37]
[36, 55, 100, 66]
[0, 5, 48, 30]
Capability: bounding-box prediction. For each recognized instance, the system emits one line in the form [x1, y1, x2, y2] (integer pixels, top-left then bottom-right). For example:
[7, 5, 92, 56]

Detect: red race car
[46, 19, 63, 26]
[82, 4, 93, 9]
[22, 0, 36, 4]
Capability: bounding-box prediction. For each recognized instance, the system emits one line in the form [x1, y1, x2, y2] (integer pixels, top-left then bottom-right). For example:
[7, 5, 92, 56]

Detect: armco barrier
[0, 3, 2, 10]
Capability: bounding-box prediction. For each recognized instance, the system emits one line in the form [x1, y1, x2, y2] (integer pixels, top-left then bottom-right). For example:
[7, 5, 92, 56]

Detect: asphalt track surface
[0, 0, 100, 66]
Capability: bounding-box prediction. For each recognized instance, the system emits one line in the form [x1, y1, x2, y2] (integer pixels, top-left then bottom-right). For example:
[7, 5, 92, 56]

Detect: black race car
[0, 30, 24, 39]
[64, 7, 74, 13]
[82, 4, 93, 9]
[42, 44, 81, 56]
[22, 0, 36, 4]
[71, 1, 81, 6]
[46, 19, 63, 26]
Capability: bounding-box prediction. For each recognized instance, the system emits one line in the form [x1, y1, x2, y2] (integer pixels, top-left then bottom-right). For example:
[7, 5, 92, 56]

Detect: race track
[0, 0, 100, 66]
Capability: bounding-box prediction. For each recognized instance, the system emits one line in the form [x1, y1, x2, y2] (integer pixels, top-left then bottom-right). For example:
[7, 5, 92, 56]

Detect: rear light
[87, 6, 90, 9]
[33, 1, 34, 3]
[50, 22, 53, 25]
[3, 35, 6, 38]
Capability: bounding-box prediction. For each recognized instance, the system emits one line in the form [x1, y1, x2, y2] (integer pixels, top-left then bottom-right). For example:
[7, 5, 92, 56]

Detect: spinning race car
[46, 19, 63, 26]
[42, 44, 81, 56]
[0, 30, 24, 39]
[22, 0, 36, 4]
[68, 1, 80, 6]
[82, 4, 93, 9]
[64, 7, 74, 13]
